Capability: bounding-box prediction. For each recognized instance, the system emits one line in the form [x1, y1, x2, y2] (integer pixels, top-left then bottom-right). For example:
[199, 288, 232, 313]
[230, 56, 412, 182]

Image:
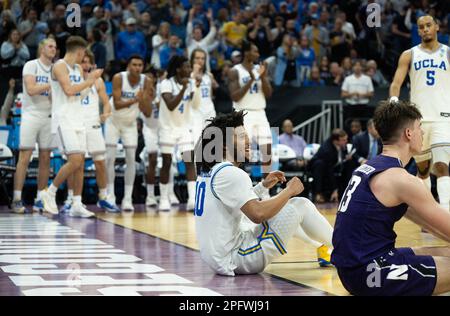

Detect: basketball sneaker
[145, 195, 158, 207]
[97, 199, 121, 213]
[121, 198, 134, 211]
[186, 198, 195, 212]
[33, 199, 44, 212]
[159, 198, 171, 212]
[69, 204, 95, 218]
[169, 193, 179, 205]
[40, 190, 59, 215]
[60, 199, 72, 214]
[12, 200, 26, 214]
[317, 244, 332, 267]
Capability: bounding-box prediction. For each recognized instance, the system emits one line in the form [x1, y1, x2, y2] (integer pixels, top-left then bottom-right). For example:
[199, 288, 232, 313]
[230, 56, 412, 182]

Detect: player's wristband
[253, 182, 269, 200]
[389, 96, 399, 105]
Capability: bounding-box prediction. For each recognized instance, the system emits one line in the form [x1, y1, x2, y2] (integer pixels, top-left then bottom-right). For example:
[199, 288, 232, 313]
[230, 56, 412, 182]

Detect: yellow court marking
[97, 207, 448, 296]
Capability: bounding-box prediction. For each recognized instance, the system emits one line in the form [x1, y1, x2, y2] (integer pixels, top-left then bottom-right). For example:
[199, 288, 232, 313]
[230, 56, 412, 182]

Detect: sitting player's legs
[412, 246, 450, 295]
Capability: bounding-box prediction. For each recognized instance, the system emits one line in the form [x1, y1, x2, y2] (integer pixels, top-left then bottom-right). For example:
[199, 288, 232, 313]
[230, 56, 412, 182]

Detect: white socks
[187, 181, 196, 202]
[48, 184, 58, 196]
[124, 185, 133, 201]
[147, 184, 155, 198]
[437, 176, 450, 211]
[98, 188, 108, 200]
[13, 190, 21, 201]
[159, 183, 169, 201]
[421, 177, 431, 191]
[73, 195, 82, 206]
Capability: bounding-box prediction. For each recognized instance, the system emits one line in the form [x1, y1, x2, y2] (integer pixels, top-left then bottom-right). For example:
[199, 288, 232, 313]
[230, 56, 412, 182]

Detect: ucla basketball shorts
[19, 113, 55, 150]
[414, 121, 450, 164]
[336, 247, 437, 296]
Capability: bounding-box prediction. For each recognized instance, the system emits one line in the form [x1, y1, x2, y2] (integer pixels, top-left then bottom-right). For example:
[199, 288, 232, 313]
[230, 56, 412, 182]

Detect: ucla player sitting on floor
[194, 110, 333, 276]
[390, 15, 450, 211]
[61, 50, 120, 214]
[13, 38, 56, 214]
[332, 100, 450, 296]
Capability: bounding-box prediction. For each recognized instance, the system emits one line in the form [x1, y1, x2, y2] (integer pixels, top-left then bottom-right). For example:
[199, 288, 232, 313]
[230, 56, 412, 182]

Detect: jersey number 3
[338, 175, 362, 213]
[194, 181, 206, 216]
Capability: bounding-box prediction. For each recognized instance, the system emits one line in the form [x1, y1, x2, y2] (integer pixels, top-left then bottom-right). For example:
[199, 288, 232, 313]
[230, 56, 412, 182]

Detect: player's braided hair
[195, 110, 246, 173]
[374, 100, 422, 144]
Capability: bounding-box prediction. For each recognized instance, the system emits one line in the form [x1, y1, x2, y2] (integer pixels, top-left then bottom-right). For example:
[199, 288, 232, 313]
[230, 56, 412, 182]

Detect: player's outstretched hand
[262, 171, 286, 189]
[286, 177, 304, 197]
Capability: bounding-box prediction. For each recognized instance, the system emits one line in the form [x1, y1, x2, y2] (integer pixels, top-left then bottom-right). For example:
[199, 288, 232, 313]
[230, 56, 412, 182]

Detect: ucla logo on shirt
[242, 76, 259, 84]
[413, 58, 447, 71]
[121, 91, 135, 99]
[36, 76, 49, 83]
[69, 75, 81, 83]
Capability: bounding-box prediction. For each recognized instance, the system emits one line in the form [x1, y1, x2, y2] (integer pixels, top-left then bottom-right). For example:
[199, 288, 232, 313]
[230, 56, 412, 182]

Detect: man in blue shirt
[159, 35, 184, 70]
[115, 18, 147, 65]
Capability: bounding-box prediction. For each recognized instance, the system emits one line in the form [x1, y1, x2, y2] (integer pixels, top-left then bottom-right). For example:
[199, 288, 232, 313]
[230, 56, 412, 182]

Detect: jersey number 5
[194, 181, 206, 216]
[426, 70, 435, 86]
[338, 175, 362, 213]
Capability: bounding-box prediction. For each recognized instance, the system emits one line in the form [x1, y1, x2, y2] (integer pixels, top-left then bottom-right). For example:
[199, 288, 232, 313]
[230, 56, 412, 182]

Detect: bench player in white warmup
[41, 36, 103, 217]
[13, 38, 56, 214]
[62, 50, 120, 214]
[228, 41, 273, 181]
[194, 111, 333, 276]
[105, 55, 153, 211]
[390, 15, 450, 211]
[158, 55, 201, 211]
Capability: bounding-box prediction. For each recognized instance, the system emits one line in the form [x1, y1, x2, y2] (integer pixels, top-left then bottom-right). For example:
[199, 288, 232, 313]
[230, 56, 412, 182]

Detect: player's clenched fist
[286, 177, 304, 197]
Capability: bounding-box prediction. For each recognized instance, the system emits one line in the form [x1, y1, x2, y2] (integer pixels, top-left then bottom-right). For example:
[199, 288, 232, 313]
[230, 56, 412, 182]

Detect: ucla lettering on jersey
[232, 64, 266, 111]
[409, 44, 450, 122]
[22, 59, 52, 117]
[111, 71, 145, 124]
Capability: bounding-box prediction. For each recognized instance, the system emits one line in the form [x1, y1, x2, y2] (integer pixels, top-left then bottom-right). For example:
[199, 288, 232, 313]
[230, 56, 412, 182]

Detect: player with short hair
[332, 100, 450, 296]
[105, 55, 153, 211]
[228, 41, 273, 181]
[62, 50, 120, 214]
[13, 38, 56, 214]
[194, 110, 333, 276]
[40, 36, 103, 217]
[158, 55, 201, 211]
[390, 15, 450, 211]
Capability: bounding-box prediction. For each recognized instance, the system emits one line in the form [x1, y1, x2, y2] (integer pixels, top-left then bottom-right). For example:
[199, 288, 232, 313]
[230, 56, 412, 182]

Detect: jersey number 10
[194, 181, 206, 216]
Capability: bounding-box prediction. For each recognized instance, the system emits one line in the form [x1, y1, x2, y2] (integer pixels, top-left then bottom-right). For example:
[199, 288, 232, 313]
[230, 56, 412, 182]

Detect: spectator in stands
[297, 35, 316, 84]
[105, 0, 123, 24]
[116, 18, 147, 68]
[303, 66, 325, 87]
[18, 7, 40, 59]
[1, 29, 30, 81]
[319, 10, 333, 31]
[304, 14, 329, 60]
[1, 10, 17, 43]
[279, 119, 308, 171]
[89, 29, 107, 70]
[0, 79, 15, 126]
[338, 11, 356, 40]
[350, 119, 363, 139]
[140, 0, 171, 25]
[271, 16, 286, 49]
[285, 18, 300, 40]
[170, 14, 186, 48]
[341, 61, 374, 127]
[341, 57, 353, 77]
[366, 59, 389, 88]
[121, 0, 141, 22]
[274, 34, 301, 87]
[351, 119, 382, 166]
[248, 14, 274, 59]
[391, 5, 411, 57]
[86, 5, 105, 34]
[329, 17, 352, 64]
[221, 12, 247, 51]
[325, 62, 343, 86]
[319, 55, 331, 81]
[159, 35, 184, 70]
[151, 21, 170, 69]
[187, 9, 216, 72]
[48, 4, 66, 34]
[40, 1, 54, 23]
[309, 128, 352, 203]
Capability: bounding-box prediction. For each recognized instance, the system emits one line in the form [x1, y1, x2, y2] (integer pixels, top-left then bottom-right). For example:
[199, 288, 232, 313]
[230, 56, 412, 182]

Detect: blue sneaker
[33, 199, 44, 212]
[60, 199, 72, 214]
[97, 199, 121, 213]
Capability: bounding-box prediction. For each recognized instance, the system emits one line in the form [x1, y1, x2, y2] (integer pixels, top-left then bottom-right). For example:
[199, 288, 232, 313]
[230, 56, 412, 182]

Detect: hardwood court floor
[96, 203, 449, 296]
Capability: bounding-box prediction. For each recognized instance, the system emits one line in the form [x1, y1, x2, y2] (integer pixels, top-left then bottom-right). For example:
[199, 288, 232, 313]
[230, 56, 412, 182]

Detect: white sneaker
[145, 195, 157, 207]
[40, 190, 58, 215]
[159, 198, 171, 211]
[69, 204, 95, 218]
[186, 198, 195, 211]
[169, 193, 179, 205]
[121, 198, 134, 211]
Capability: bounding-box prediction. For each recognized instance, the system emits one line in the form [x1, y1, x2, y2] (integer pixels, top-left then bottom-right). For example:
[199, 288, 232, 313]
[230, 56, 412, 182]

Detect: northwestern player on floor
[13, 38, 56, 214]
[390, 15, 450, 211]
[158, 55, 201, 211]
[194, 110, 333, 276]
[105, 55, 153, 211]
[228, 41, 273, 181]
[190, 48, 218, 146]
[41, 36, 103, 217]
[332, 100, 450, 296]
[62, 50, 120, 214]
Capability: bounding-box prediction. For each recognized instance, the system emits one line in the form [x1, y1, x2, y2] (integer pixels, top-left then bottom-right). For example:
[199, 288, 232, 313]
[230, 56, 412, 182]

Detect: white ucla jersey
[198, 73, 215, 115]
[194, 162, 259, 276]
[22, 59, 52, 117]
[143, 81, 161, 129]
[409, 44, 450, 121]
[51, 60, 85, 132]
[159, 77, 194, 129]
[81, 84, 100, 124]
[111, 71, 145, 123]
[232, 64, 266, 111]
